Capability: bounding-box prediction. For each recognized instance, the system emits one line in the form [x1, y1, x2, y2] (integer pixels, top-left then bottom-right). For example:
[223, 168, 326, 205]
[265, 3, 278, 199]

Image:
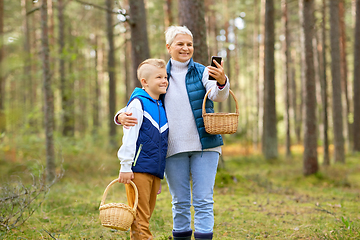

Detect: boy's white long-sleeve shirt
[117, 99, 143, 173]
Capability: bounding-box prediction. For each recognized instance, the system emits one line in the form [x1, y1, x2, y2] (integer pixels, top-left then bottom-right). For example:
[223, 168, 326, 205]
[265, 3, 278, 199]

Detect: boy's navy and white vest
[128, 88, 168, 179]
[166, 58, 223, 150]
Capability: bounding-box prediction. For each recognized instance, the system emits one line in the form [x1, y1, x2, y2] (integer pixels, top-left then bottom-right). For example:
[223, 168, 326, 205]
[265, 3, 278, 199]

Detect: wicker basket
[99, 179, 138, 231]
[202, 89, 239, 134]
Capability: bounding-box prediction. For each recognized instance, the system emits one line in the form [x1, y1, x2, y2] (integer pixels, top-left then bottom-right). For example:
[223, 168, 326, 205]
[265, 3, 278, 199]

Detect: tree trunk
[77, 54, 87, 135]
[106, 0, 117, 145]
[205, 0, 221, 115]
[329, 0, 345, 163]
[47, 0, 55, 49]
[290, 49, 298, 147]
[92, 35, 100, 134]
[301, 0, 318, 175]
[224, 0, 232, 113]
[259, 0, 265, 149]
[320, 0, 330, 165]
[178, 0, 208, 65]
[339, 0, 352, 149]
[41, 0, 55, 183]
[313, 35, 322, 158]
[47, 0, 55, 132]
[129, 0, 150, 88]
[58, 0, 73, 137]
[30, 1, 40, 131]
[58, 0, 65, 132]
[205, 0, 218, 57]
[233, 25, 240, 116]
[125, 30, 133, 103]
[282, 0, 291, 158]
[0, 0, 5, 133]
[21, 0, 32, 117]
[297, 1, 306, 145]
[165, 0, 174, 27]
[253, 0, 260, 151]
[64, 24, 75, 137]
[353, 0, 360, 152]
[263, 0, 278, 160]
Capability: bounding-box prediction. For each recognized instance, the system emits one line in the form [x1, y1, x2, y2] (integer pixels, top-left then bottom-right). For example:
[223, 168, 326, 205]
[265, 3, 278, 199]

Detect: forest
[0, 0, 359, 239]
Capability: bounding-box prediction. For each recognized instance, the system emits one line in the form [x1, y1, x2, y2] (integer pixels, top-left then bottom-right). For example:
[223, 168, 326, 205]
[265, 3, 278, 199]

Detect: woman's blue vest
[127, 88, 168, 179]
[166, 58, 223, 149]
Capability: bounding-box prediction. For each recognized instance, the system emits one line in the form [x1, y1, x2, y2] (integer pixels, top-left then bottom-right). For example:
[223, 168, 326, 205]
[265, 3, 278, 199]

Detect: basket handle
[100, 179, 138, 212]
[202, 89, 239, 116]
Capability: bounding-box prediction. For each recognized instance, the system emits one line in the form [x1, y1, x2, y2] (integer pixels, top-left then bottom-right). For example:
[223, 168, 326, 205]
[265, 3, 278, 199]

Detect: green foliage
[1, 134, 360, 239]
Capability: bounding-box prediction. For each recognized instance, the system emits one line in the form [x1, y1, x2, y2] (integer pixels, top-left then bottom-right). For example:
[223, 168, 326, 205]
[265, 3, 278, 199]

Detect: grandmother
[115, 26, 230, 240]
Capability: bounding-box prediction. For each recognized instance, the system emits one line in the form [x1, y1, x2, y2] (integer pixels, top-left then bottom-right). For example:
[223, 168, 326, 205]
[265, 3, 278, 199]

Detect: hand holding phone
[209, 56, 222, 80]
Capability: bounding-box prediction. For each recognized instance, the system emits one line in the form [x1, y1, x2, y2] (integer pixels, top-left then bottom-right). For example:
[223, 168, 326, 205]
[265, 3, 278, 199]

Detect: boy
[117, 59, 169, 240]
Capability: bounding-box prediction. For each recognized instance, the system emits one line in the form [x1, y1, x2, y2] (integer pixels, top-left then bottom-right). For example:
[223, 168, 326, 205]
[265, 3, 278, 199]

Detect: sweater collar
[166, 58, 194, 79]
[170, 58, 191, 69]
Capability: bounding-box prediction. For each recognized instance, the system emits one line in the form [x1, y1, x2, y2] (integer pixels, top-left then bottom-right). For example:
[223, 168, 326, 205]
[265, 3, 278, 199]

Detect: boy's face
[142, 66, 168, 100]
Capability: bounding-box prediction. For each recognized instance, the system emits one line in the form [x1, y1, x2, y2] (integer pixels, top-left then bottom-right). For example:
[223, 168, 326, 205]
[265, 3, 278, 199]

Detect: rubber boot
[172, 230, 192, 240]
[194, 232, 213, 240]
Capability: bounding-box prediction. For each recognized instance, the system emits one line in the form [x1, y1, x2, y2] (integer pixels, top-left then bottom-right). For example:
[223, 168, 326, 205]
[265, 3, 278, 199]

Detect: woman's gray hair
[165, 26, 193, 46]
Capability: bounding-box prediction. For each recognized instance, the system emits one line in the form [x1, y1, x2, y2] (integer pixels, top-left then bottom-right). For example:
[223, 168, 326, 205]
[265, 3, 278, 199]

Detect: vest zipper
[157, 100, 162, 175]
[133, 144, 143, 166]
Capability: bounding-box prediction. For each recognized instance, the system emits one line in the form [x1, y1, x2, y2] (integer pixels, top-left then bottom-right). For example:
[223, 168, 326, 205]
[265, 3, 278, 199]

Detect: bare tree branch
[43, 229, 57, 239]
[72, 0, 132, 24]
[26, 7, 40, 15]
[0, 164, 63, 231]
[72, 0, 125, 15]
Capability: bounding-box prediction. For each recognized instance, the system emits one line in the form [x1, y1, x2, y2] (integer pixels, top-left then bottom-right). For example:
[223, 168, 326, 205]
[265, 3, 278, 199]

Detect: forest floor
[0, 134, 360, 239]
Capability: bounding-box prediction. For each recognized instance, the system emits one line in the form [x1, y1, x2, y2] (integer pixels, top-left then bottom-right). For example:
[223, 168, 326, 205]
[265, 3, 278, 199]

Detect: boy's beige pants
[126, 173, 160, 240]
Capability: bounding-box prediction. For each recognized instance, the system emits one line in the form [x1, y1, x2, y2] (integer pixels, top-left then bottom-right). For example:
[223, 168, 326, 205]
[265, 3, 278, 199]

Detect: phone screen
[209, 56, 222, 80]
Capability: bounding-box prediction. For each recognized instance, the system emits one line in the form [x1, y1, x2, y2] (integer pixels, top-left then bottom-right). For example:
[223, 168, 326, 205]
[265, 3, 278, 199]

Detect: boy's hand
[117, 112, 138, 129]
[157, 184, 162, 194]
[118, 172, 134, 184]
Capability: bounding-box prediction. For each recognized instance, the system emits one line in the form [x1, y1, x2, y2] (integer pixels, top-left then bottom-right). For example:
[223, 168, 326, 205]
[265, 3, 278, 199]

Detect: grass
[0, 134, 360, 239]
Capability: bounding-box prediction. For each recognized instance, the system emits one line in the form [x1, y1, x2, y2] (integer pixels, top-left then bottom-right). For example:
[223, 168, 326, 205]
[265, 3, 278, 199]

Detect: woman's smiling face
[166, 34, 194, 62]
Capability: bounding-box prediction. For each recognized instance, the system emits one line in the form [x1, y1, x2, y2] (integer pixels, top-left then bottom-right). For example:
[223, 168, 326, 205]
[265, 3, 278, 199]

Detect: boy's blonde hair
[137, 58, 167, 81]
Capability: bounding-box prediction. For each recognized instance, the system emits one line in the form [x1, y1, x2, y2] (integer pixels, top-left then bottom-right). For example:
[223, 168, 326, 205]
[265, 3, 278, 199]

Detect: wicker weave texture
[99, 180, 138, 231]
[202, 89, 239, 134]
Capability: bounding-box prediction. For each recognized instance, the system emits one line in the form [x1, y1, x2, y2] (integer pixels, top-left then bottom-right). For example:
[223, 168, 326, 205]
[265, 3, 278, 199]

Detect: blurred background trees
[0, 0, 360, 177]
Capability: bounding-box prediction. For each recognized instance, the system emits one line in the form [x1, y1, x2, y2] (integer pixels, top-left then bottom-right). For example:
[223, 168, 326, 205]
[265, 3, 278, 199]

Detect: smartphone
[209, 56, 222, 80]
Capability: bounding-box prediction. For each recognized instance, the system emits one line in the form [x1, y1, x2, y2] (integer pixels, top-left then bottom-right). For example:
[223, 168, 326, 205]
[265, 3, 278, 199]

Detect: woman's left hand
[207, 60, 226, 85]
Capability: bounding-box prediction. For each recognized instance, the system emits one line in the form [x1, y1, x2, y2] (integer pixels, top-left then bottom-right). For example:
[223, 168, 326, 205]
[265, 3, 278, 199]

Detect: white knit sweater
[114, 59, 230, 158]
[165, 59, 230, 157]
